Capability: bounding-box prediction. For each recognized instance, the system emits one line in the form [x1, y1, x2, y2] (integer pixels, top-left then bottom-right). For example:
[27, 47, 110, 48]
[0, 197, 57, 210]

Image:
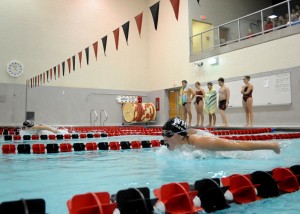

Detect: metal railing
[90, 109, 108, 126]
[90, 110, 98, 126]
[190, 0, 296, 54]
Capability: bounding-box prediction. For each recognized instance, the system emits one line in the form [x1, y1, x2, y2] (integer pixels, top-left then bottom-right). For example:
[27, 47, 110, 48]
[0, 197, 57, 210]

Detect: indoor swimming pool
[0, 130, 300, 213]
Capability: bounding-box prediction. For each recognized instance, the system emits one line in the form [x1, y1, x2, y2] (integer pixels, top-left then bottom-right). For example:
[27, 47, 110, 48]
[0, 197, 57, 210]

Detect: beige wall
[1, 0, 299, 92]
[0, 0, 149, 91]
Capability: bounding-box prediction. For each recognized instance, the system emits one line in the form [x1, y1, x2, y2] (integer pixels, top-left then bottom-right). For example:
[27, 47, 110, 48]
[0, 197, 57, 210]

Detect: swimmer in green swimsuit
[162, 117, 280, 154]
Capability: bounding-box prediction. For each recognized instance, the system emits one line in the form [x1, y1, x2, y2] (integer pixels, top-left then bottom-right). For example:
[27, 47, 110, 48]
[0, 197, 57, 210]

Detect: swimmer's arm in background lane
[188, 135, 280, 154]
[30, 124, 59, 134]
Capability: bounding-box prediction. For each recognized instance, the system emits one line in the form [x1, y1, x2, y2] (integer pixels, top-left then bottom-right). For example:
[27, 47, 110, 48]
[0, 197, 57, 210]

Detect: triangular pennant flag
[122, 21, 130, 45]
[46, 70, 49, 82]
[85, 47, 89, 65]
[113, 28, 120, 50]
[58, 64, 60, 78]
[150, 2, 160, 30]
[101, 36, 107, 56]
[50, 68, 53, 80]
[67, 58, 71, 73]
[62, 61, 65, 76]
[54, 66, 56, 80]
[72, 55, 75, 71]
[135, 13, 143, 37]
[78, 51, 82, 68]
[170, 0, 180, 20]
[93, 42, 98, 60]
[43, 72, 45, 84]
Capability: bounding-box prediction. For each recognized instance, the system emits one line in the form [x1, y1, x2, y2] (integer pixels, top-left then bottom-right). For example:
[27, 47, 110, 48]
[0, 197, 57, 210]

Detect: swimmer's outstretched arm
[31, 124, 59, 134]
[189, 135, 280, 154]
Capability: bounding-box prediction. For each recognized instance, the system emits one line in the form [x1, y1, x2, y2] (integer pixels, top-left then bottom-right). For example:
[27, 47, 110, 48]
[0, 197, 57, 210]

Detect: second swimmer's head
[162, 117, 187, 138]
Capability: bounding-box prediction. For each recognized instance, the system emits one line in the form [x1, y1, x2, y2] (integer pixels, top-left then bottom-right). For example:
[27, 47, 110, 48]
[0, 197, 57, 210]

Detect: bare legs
[194, 101, 204, 126]
[208, 113, 216, 127]
[183, 103, 192, 127]
[242, 98, 253, 127]
[220, 110, 228, 127]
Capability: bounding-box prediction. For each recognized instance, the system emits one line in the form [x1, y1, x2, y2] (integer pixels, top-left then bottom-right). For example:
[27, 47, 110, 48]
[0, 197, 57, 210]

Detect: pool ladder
[90, 110, 108, 126]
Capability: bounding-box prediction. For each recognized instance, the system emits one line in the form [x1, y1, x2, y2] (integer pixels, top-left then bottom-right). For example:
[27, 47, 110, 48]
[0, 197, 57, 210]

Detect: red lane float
[67, 192, 117, 214]
[154, 182, 202, 214]
[2, 144, 16, 154]
[86, 142, 97, 151]
[60, 143, 72, 152]
[32, 144, 46, 154]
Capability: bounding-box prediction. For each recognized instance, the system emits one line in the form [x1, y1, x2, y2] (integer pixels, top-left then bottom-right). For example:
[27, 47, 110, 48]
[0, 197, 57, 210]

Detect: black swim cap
[162, 117, 187, 136]
[23, 120, 34, 128]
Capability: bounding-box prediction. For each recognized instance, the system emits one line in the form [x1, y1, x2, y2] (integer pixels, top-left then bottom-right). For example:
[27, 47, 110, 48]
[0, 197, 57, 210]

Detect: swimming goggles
[162, 130, 187, 138]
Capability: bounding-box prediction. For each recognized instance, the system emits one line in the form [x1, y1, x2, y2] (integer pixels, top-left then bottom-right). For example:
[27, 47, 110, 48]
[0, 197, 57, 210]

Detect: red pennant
[93, 42, 98, 60]
[67, 58, 71, 73]
[170, 0, 180, 20]
[113, 28, 120, 50]
[135, 13, 143, 37]
[50, 68, 53, 80]
[78, 51, 82, 68]
[58, 64, 60, 78]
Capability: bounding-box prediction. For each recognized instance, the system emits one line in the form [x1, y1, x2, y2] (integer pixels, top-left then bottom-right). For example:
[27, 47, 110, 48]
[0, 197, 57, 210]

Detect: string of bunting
[27, 0, 183, 89]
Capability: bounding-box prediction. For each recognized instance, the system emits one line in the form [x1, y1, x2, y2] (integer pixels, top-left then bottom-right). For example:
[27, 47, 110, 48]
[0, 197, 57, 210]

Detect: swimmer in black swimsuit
[218, 78, 230, 127]
[162, 117, 280, 154]
[241, 76, 254, 127]
[194, 82, 205, 126]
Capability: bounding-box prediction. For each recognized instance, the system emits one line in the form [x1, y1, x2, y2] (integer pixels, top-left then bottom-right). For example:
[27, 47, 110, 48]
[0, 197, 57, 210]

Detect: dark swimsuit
[219, 99, 227, 110]
[194, 90, 203, 105]
[243, 86, 253, 102]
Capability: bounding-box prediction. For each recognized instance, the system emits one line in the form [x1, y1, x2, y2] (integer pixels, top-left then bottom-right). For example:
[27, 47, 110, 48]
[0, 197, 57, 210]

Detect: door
[168, 90, 183, 119]
[192, 20, 213, 52]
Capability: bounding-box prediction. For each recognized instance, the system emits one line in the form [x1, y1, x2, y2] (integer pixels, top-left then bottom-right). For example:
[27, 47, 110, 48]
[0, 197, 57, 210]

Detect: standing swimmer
[241, 76, 254, 127]
[179, 80, 195, 127]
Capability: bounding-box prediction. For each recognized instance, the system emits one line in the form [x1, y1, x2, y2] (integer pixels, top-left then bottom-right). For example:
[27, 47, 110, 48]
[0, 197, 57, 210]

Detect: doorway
[168, 89, 183, 119]
[192, 20, 213, 52]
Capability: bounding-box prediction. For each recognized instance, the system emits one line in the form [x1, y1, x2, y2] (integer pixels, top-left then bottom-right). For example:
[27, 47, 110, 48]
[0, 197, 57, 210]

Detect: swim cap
[23, 120, 34, 128]
[162, 117, 187, 136]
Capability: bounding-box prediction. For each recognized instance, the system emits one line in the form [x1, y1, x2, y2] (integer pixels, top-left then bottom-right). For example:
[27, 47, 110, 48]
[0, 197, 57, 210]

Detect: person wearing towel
[179, 80, 195, 127]
[204, 82, 217, 126]
[162, 117, 280, 154]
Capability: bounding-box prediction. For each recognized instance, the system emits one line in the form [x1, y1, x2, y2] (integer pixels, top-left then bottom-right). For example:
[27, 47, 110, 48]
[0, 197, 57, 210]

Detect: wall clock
[7, 60, 24, 77]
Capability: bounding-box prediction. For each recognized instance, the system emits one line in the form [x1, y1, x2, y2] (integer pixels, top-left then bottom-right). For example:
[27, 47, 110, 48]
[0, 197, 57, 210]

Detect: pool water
[0, 137, 300, 214]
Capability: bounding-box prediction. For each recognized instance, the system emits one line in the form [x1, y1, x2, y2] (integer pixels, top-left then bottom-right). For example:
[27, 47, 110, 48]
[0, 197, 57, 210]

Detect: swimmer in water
[22, 120, 68, 135]
[162, 117, 280, 154]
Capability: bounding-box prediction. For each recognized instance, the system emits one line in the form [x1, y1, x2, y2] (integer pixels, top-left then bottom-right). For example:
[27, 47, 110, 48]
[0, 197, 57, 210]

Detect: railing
[190, 0, 297, 54]
[90, 110, 98, 126]
[100, 110, 108, 126]
[90, 109, 108, 126]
